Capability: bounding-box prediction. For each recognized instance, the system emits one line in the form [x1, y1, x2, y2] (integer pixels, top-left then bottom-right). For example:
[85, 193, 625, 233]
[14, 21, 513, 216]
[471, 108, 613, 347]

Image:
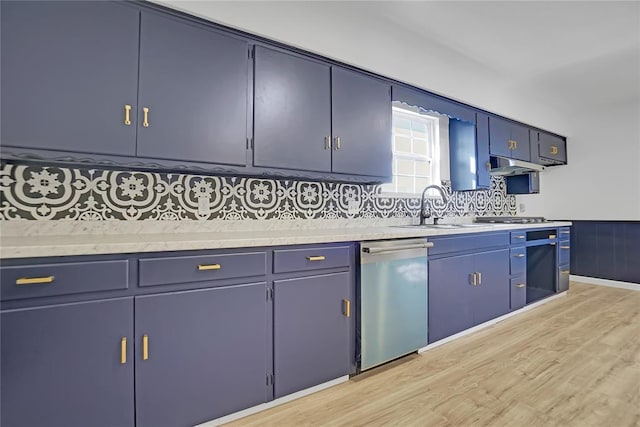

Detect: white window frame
[380, 106, 441, 198]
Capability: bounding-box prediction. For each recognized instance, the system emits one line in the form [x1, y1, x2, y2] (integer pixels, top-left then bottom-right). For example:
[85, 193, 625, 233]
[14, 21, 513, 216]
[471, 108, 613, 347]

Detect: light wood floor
[229, 283, 640, 426]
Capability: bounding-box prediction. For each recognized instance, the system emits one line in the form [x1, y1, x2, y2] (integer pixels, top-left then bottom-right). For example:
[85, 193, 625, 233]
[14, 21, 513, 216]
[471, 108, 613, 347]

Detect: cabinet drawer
[510, 231, 526, 244]
[510, 247, 526, 275]
[1, 260, 129, 301]
[428, 233, 509, 256]
[273, 246, 350, 274]
[558, 266, 570, 292]
[559, 227, 571, 238]
[559, 240, 570, 265]
[510, 276, 526, 311]
[139, 252, 267, 287]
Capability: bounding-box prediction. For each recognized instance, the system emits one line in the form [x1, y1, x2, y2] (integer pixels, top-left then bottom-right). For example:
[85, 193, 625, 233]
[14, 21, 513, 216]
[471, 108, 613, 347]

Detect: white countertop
[0, 220, 572, 259]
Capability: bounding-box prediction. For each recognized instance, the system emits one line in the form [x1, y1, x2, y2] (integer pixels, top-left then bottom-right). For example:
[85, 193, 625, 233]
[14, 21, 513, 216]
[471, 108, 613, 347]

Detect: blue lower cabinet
[1, 298, 135, 427]
[510, 276, 527, 311]
[274, 272, 352, 398]
[134, 283, 270, 427]
[429, 237, 510, 343]
[558, 266, 570, 292]
[428, 253, 475, 342]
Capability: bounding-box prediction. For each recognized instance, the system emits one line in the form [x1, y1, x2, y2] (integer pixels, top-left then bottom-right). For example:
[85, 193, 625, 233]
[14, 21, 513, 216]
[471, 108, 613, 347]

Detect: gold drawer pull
[198, 264, 221, 271]
[513, 253, 525, 258]
[549, 234, 557, 239]
[120, 337, 127, 364]
[561, 270, 570, 275]
[550, 146, 559, 155]
[142, 334, 149, 361]
[142, 107, 150, 127]
[16, 276, 54, 285]
[343, 299, 351, 317]
[515, 283, 526, 288]
[124, 104, 132, 125]
[324, 136, 331, 150]
[561, 230, 570, 234]
[334, 136, 341, 150]
[306, 256, 326, 261]
[514, 235, 525, 239]
[560, 245, 570, 249]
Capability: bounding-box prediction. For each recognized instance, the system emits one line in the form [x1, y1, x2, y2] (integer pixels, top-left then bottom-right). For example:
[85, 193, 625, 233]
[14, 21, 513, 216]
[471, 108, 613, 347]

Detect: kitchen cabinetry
[428, 233, 510, 342]
[532, 131, 567, 165]
[254, 46, 391, 178]
[274, 272, 352, 397]
[1, 1, 140, 156]
[1, 298, 135, 427]
[135, 283, 269, 427]
[136, 11, 249, 165]
[1, 243, 354, 426]
[509, 231, 527, 310]
[489, 116, 531, 161]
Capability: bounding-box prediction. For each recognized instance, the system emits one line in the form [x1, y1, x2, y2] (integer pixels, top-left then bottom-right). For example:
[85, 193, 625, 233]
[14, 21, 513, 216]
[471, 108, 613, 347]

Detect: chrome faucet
[419, 184, 448, 225]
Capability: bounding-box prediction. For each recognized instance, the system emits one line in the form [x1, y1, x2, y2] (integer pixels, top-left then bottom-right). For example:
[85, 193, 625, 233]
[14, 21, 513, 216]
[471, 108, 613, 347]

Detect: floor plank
[228, 283, 640, 426]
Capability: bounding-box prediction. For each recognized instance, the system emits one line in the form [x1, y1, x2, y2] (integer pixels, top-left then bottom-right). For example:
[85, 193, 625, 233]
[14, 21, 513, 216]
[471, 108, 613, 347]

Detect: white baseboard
[196, 375, 350, 426]
[570, 275, 640, 291]
[418, 291, 568, 353]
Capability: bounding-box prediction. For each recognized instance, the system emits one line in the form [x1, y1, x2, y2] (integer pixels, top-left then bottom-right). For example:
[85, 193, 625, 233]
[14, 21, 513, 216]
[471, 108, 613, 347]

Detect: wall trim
[418, 291, 568, 353]
[570, 275, 640, 291]
[196, 375, 350, 426]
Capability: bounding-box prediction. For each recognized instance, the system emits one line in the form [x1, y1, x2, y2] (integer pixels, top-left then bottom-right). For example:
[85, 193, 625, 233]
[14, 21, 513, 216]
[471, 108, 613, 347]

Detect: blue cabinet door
[1, 1, 139, 156]
[134, 283, 269, 427]
[137, 12, 248, 166]
[476, 113, 492, 188]
[254, 46, 332, 172]
[489, 116, 531, 161]
[1, 298, 134, 427]
[428, 253, 475, 342]
[472, 249, 510, 324]
[274, 272, 352, 398]
[331, 67, 392, 177]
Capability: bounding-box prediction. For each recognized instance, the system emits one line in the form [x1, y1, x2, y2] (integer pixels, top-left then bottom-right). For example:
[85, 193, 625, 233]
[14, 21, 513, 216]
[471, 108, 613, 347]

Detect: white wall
[156, 1, 639, 220]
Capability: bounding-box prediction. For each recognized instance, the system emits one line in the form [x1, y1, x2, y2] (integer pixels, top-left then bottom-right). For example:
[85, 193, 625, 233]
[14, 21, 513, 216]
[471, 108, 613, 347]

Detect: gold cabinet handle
[560, 270, 570, 275]
[513, 253, 525, 258]
[16, 276, 54, 285]
[124, 104, 132, 126]
[561, 230, 570, 234]
[477, 272, 482, 285]
[515, 283, 526, 288]
[470, 272, 477, 286]
[324, 136, 331, 150]
[142, 334, 149, 361]
[343, 299, 351, 318]
[334, 136, 341, 150]
[306, 255, 325, 261]
[514, 235, 525, 239]
[560, 245, 570, 249]
[142, 107, 149, 128]
[548, 234, 557, 239]
[508, 139, 517, 150]
[120, 337, 127, 364]
[550, 146, 558, 155]
[198, 264, 221, 271]
[485, 161, 491, 170]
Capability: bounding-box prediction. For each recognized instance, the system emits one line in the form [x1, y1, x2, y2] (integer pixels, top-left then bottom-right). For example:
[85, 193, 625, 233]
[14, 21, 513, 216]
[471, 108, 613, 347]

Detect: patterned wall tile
[0, 162, 516, 221]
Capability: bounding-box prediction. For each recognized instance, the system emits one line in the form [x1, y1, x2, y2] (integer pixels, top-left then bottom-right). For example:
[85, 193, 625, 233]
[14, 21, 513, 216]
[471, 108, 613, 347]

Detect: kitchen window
[380, 106, 447, 196]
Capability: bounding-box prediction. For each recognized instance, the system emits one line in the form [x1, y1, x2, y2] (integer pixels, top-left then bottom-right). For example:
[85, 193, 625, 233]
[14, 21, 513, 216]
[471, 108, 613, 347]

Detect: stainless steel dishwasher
[359, 238, 432, 371]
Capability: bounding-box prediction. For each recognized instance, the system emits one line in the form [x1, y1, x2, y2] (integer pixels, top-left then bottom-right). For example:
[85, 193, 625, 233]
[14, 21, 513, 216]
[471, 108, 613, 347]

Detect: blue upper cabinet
[532, 130, 567, 165]
[254, 46, 332, 173]
[489, 116, 531, 161]
[137, 12, 248, 166]
[331, 67, 392, 178]
[254, 47, 391, 179]
[0, 1, 139, 156]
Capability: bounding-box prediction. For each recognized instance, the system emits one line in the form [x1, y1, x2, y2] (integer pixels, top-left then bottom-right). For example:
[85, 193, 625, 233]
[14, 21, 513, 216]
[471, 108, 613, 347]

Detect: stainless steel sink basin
[392, 223, 495, 229]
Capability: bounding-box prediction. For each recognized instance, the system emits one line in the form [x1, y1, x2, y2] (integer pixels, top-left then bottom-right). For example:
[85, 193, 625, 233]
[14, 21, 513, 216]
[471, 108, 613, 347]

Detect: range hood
[489, 156, 545, 176]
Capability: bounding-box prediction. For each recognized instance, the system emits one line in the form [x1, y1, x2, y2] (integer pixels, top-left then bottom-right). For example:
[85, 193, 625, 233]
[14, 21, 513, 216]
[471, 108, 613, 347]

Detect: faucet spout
[419, 184, 448, 225]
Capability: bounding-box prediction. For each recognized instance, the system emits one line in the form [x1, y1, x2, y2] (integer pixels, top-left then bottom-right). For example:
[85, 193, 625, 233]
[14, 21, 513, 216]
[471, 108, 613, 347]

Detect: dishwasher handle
[362, 242, 433, 255]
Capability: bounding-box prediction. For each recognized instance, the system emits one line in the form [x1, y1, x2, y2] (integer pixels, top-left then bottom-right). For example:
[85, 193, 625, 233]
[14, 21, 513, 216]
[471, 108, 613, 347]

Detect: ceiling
[157, 1, 640, 115]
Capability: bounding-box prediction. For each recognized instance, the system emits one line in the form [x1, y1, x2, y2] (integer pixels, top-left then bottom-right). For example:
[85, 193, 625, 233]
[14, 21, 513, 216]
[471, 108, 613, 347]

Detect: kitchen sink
[393, 223, 495, 229]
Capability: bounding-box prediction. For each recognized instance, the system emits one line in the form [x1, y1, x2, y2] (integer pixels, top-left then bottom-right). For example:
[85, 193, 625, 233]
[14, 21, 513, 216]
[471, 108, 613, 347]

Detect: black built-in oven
[526, 229, 558, 303]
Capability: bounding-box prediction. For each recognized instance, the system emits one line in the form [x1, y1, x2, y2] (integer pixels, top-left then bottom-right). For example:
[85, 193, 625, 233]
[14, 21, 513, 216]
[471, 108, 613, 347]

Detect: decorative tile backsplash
[0, 163, 516, 220]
